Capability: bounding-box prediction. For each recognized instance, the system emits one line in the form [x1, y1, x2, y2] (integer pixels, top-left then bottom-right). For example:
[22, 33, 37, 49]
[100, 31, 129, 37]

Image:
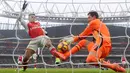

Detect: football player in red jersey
[18, 13, 62, 71]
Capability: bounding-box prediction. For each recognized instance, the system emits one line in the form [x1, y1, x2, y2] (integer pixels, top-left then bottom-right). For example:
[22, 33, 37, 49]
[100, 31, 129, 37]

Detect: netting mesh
[0, 0, 130, 73]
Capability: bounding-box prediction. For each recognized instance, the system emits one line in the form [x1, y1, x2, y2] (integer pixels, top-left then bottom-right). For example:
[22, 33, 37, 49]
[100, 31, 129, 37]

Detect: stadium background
[0, 24, 130, 68]
[0, 0, 130, 73]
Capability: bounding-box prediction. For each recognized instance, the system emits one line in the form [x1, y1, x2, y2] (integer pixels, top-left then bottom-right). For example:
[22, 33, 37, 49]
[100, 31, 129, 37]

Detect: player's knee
[78, 39, 87, 47]
[86, 58, 91, 63]
[45, 40, 52, 47]
[86, 58, 95, 63]
[86, 56, 97, 63]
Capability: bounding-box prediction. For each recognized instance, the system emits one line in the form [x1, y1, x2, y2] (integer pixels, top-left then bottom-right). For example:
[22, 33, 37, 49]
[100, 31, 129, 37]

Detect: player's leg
[22, 48, 35, 71]
[55, 51, 62, 65]
[55, 39, 87, 63]
[86, 45, 126, 72]
[32, 53, 37, 69]
[86, 30, 123, 71]
[99, 58, 126, 72]
[22, 39, 38, 71]
[98, 47, 126, 72]
[34, 59, 37, 69]
[41, 36, 67, 60]
[62, 39, 89, 60]
[86, 47, 115, 68]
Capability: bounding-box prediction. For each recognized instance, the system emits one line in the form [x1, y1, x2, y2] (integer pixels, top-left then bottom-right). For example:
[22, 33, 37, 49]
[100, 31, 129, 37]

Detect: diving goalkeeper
[57, 11, 126, 72]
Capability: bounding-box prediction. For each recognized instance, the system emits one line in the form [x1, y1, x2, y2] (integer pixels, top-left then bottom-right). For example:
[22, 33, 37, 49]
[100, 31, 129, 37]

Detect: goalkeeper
[57, 11, 126, 72]
[17, 1, 63, 71]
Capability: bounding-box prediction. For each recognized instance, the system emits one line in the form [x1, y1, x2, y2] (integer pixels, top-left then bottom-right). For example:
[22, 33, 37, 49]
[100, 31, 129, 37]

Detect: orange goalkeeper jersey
[73, 19, 111, 45]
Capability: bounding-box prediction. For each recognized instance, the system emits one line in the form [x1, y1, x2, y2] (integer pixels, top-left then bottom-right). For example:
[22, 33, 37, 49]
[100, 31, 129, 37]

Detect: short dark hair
[88, 11, 99, 18]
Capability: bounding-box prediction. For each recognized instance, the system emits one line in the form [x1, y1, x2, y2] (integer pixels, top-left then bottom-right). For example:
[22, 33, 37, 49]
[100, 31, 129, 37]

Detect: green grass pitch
[0, 68, 127, 73]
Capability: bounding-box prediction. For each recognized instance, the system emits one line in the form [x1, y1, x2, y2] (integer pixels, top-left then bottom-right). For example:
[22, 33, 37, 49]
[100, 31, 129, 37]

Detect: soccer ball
[57, 41, 69, 53]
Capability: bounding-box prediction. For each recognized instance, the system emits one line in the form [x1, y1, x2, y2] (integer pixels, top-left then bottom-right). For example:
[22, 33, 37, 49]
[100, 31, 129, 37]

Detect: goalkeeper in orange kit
[57, 11, 126, 72]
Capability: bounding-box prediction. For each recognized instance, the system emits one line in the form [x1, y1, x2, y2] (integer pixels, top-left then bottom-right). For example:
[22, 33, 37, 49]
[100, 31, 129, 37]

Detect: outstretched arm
[73, 22, 96, 42]
[18, 1, 28, 31]
[18, 13, 28, 31]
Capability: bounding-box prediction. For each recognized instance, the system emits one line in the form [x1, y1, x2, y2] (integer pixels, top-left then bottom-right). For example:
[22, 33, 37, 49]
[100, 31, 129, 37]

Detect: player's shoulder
[89, 19, 101, 25]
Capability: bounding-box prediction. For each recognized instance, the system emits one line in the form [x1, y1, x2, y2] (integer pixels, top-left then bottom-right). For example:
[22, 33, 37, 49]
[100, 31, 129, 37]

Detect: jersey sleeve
[20, 18, 28, 31]
[18, 12, 28, 32]
[73, 20, 97, 42]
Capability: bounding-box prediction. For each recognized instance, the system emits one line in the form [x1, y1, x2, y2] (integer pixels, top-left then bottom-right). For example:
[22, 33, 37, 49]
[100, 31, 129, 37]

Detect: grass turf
[0, 68, 124, 73]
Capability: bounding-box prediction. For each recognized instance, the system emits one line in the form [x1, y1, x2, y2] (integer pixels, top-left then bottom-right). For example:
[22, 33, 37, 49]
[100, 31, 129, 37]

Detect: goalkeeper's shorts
[87, 41, 112, 58]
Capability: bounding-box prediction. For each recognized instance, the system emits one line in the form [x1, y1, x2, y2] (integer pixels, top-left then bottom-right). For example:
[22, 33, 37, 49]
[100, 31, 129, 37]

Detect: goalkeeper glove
[22, 1, 28, 11]
[18, 1, 28, 21]
[60, 37, 74, 44]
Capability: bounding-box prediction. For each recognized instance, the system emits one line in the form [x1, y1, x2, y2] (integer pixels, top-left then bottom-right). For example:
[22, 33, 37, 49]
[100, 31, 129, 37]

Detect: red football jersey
[28, 22, 45, 38]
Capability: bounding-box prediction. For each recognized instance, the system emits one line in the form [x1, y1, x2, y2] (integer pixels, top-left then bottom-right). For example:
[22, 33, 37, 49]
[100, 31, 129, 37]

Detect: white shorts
[27, 35, 50, 52]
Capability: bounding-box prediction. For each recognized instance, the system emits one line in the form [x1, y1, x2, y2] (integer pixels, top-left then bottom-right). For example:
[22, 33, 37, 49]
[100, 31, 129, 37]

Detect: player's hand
[18, 0, 28, 21]
[60, 37, 74, 44]
[22, 1, 28, 11]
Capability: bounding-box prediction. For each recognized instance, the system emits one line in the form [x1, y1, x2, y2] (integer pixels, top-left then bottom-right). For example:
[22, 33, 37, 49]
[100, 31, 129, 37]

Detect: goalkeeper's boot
[112, 63, 126, 72]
